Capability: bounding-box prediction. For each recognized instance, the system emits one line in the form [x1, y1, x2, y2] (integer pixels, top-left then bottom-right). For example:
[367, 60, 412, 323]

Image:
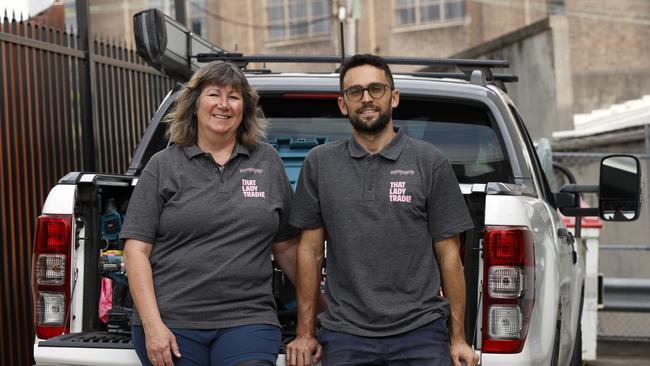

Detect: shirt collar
[182, 141, 251, 160]
[347, 127, 407, 161]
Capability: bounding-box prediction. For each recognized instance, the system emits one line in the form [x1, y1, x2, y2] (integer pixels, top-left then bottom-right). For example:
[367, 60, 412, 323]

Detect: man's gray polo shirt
[120, 142, 298, 329]
[290, 128, 474, 337]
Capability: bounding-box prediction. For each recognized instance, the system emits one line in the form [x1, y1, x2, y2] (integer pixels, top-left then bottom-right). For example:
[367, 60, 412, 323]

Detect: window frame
[265, 0, 332, 44]
[392, 0, 466, 32]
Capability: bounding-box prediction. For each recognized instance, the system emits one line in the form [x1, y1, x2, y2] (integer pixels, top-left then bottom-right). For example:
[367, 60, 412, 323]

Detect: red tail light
[31, 214, 73, 339]
[482, 226, 535, 353]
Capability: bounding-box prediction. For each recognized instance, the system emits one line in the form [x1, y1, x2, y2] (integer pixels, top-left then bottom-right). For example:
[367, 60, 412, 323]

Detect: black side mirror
[599, 155, 641, 221]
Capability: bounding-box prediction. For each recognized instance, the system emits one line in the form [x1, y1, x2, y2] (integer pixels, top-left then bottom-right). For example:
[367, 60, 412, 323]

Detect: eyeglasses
[343, 83, 392, 102]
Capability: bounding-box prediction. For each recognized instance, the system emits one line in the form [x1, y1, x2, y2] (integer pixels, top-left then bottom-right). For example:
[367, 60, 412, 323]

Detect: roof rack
[132, 8, 516, 86]
[402, 71, 518, 84]
[195, 53, 512, 82]
[195, 53, 508, 68]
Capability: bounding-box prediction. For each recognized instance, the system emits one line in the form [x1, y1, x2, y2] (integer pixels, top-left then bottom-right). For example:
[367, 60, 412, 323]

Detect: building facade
[39, 0, 650, 119]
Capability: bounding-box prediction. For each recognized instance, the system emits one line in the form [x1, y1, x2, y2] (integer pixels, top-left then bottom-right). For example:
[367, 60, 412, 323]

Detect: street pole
[338, 5, 346, 62]
[174, 0, 187, 25]
[75, 0, 96, 171]
[639, 124, 650, 234]
[345, 0, 357, 56]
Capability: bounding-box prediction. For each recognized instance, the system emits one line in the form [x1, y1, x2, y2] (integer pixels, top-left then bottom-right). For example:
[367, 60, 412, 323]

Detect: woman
[122, 61, 299, 366]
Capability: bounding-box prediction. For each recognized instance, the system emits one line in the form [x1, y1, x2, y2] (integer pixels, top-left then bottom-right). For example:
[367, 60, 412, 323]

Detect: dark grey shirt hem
[432, 222, 475, 243]
[119, 231, 155, 244]
[319, 312, 443, 338]
[132, 315, 281, 330]
[288, 217, 323, 230]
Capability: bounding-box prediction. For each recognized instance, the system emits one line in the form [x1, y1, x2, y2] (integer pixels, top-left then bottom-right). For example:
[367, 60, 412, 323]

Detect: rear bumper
[34, 345, 141, 366]
[34, 347, 299, 366]
[481, 352, 547, 366]
[35, 335, 299, 366]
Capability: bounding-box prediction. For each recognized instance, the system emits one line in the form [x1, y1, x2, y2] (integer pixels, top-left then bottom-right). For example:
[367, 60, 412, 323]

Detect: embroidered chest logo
[390, 169, 415, 176]
[241, 179, 266, 198]
[240, 167, 263, 174]
[389, 181, 412, 203]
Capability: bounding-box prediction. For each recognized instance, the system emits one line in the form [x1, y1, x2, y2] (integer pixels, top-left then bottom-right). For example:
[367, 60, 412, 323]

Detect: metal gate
[0, 12, 174, 365]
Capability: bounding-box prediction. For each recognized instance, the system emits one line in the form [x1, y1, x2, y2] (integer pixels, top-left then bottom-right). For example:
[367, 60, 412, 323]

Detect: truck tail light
[482, 226, 534, 353]
[31, 215, 73, 339]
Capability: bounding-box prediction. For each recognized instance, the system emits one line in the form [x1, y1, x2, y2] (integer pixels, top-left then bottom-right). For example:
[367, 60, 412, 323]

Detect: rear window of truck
[260, 94, 513, 185]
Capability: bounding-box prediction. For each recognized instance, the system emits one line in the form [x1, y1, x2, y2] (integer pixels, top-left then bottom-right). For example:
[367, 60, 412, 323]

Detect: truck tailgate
[35, 333, 139, 366]
[35, 332, 301, 366]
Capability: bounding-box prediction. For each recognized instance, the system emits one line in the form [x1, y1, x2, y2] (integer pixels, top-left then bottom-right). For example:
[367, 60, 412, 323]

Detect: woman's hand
[144, 321, 181, 366]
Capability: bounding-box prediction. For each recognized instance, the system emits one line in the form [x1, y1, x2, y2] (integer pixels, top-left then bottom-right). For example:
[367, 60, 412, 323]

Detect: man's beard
[349, 106, 391, 134]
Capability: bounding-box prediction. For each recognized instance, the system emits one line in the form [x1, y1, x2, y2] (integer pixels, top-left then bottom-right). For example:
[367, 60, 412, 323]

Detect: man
[286, 54, 479, 366]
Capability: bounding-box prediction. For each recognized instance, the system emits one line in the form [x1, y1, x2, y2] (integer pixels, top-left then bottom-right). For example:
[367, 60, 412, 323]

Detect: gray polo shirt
[290, 128, 474, 337]
[120, 142, 298, 329]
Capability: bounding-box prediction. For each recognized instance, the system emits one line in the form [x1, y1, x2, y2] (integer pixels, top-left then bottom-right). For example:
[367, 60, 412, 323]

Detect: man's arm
[286, 228, 326, 366]
[434, 235, 480, 366]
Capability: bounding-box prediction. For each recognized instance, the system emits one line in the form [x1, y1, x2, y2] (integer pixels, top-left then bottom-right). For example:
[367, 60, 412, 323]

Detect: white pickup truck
[31, 9, 641, 366]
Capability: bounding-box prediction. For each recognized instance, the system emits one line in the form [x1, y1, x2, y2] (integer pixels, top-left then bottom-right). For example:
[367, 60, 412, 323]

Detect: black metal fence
[0, 12, 174, 365]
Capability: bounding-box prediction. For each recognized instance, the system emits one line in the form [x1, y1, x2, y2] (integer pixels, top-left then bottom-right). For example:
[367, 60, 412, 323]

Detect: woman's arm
[124, 239, 180, 366]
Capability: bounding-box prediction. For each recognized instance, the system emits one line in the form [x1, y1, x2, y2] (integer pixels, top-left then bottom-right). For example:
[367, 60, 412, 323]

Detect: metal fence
[553, 151, 650, 341]
[0, 12, 174, 366]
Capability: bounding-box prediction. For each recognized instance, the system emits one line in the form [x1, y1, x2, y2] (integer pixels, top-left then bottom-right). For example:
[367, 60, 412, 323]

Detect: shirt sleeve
[426, 158, 474, 243]
[119, 156, 164, 244]
[289, 150, 324, 229]
[273, 153, 301, 242]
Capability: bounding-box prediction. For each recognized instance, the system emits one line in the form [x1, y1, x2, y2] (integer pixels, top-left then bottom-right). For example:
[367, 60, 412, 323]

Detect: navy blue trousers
[318, 318, 452, 366]
[132, 323, 280, 366]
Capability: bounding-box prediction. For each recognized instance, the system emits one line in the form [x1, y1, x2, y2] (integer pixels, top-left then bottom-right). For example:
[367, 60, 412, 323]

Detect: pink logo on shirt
[389, 181, 412, 203]
[390, 169, 415, 176]
[241, 179, 266, 198]
[240, 167, 264, 174]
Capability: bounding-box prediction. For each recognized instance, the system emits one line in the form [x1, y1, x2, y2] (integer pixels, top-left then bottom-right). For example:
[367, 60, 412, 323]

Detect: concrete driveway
[586, 340, 650, 366]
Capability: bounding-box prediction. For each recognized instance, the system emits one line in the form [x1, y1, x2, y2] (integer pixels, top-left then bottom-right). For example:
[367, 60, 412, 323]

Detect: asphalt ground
[586, 340, 650, 366]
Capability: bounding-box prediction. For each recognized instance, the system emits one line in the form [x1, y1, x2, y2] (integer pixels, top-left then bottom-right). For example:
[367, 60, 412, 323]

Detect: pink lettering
[389, 188, 406, 195]
[389, 195, 412, 203]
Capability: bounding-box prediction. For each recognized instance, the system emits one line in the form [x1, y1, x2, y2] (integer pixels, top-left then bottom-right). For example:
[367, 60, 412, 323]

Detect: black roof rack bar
[402, 72, 518, 83]
[195, 53, 509, 69]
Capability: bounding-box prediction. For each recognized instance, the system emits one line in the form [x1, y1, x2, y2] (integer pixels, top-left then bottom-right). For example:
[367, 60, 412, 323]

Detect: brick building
[52, 0, 650, 117]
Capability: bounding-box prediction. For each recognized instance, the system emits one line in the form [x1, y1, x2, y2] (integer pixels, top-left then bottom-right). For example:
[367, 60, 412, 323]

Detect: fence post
[581, 220, 603, 361]
[75, 0, 96, 171]
[641, 127, 649, 333]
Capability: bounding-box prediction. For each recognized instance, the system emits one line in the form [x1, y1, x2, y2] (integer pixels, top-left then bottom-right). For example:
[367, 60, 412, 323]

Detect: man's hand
[286, 335, 322, 366]
[144, 321, 181, 366]
[450, 338, 479, 366]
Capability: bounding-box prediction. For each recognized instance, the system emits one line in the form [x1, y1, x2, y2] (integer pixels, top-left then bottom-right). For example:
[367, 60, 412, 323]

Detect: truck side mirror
[599, 155, 641, 221]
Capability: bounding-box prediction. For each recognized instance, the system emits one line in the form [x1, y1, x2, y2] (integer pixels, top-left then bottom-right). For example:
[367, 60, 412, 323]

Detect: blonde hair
[166, 61, 267, 149]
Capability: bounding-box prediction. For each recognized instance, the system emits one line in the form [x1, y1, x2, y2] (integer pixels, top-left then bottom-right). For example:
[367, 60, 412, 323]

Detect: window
[266, 0, 332, 42]
[188, 0, 207, 36]
[394, 0, 465, 27]
[260, 94, 513, 185]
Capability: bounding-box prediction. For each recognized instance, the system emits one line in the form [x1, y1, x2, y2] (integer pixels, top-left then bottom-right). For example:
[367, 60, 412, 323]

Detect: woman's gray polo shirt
[120, 142, 298, 329]
[290, 128, 474, 337]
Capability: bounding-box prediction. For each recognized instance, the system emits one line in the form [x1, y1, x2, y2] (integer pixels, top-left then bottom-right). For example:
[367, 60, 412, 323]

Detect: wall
[453, 16, 574, 140]
[566, 0, 650, 113]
